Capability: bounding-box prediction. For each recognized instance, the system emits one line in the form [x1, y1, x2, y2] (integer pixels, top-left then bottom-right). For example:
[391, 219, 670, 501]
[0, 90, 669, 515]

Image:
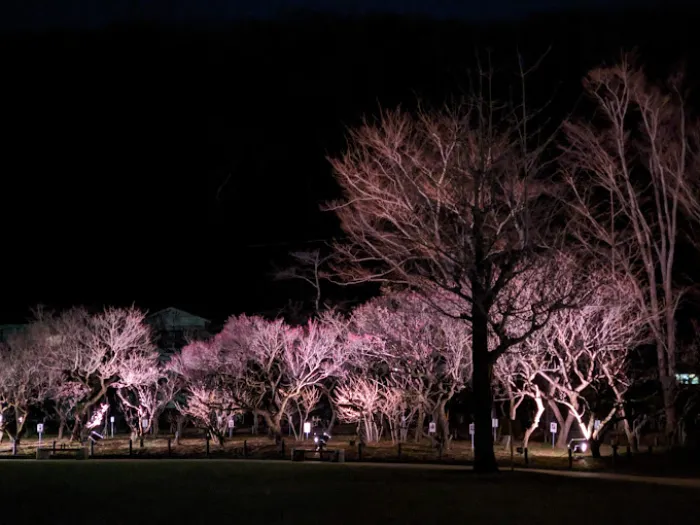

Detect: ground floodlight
[568, 438, 588, 454]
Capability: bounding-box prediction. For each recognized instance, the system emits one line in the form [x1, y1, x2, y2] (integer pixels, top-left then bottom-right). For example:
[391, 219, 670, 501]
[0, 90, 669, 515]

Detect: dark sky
[0, 0, 658, 31]
[0, 2, 696, 324]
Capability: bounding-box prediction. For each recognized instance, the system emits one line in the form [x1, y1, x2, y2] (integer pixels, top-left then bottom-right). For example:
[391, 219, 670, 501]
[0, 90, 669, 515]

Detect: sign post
[469, 423, 475, 450]
[550, 422, 558, 447]
[492, 418, 499, 442]
[303, 421, 311, 440]
[228, 417, 235, 439]
[37, 423, 44, 445]
[110, 416, 115, 438]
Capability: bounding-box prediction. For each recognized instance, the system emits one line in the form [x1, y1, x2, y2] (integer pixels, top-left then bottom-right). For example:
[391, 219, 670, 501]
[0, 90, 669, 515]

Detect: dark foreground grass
[0, 460, 697, 525]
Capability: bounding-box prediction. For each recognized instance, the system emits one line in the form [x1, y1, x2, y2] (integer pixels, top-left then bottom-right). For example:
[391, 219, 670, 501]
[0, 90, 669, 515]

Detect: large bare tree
[561, 55, 700, 442]
[327, 74, 578, 470]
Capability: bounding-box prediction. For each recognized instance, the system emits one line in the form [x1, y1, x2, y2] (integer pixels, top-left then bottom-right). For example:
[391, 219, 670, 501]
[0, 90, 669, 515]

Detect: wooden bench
[36, 447, 89, 460]
[291, 448, 345, 463]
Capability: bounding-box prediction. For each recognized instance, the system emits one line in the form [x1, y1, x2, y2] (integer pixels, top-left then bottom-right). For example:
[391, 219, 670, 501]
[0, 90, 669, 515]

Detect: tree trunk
[176, 415, 184, 444]
[472, 299, 498, 473]
[152, 411, 161, 437]
[523, 394, 545, 449]
[661, 376, 678, 446]
[620, 412, 634, 451]
[70, 419, 83, 442]
[556, 412, 575, 448]
[435, 400, 451, 450]
[260, 411, 282, 440]
[662, 290, 678, 446]
[414, 409, 425, 443]
[326, 406, 337, 435]
[58, 419, 65, 441]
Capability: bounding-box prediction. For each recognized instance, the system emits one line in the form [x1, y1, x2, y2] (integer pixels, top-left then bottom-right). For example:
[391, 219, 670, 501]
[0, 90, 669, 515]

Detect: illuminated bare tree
[493, 332, 550, 449]
[46, 307, 155, 441]
[169, 338, 247, 445]
[351, 291, 472, 447]
[177, 314, 350, 440]
[115, 350, 178, 438]
[286, 386, 323, 440]
[0, 322, 52, 449]
[47, 380, 89, 440]
[538, 272, 647, 455]
[327, 66, 579, 470]
[333, 376, 383, 443]
[562, 55, 700, 442]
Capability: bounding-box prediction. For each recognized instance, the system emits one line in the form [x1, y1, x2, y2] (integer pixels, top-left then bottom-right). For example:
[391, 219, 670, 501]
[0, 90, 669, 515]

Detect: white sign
[110, 416, 115, 423]
[303, 422, 311, 434]
[469, 423, 475, 435]
[594, 419, 601, 430]
[491, 418, 499, 429]
[228, 418, 235, 429]
[428, 422, 437, 434]
[141, 418, 149, 429]
[550, 422, 558, 433]
[37, 423, 44, 433]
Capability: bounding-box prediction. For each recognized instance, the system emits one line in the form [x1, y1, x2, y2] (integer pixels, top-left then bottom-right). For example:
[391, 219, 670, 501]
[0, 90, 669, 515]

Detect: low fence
[0, 433, 678, 474]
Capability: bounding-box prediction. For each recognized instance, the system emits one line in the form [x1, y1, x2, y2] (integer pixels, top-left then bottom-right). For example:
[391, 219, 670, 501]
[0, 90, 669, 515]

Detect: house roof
[146, 307, 210, 324]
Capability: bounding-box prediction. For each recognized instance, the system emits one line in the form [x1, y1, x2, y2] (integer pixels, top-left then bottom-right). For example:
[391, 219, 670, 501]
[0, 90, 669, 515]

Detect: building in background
[0, 324, 27, 342]
[145, 307, 213, 357]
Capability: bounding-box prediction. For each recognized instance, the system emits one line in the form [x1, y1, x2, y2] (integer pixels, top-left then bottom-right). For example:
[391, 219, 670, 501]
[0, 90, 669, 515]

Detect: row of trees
[0, 260, 658, 461]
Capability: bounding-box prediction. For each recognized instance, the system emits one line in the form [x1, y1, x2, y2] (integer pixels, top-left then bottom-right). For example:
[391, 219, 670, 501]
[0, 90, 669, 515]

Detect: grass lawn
[1, 460, 697, 525]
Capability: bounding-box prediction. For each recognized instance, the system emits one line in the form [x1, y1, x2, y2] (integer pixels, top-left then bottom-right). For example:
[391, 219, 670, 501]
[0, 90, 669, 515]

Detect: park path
[342, 461, 700, 488]
[513, 467, 700, 489]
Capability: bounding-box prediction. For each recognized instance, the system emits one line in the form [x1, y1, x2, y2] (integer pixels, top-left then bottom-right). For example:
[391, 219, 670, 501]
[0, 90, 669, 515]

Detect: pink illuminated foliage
[534, 271, 647, 454]
[174, 313, 351, 442]
[493, 332, 549, 450]
[45, 306, 155, 441]
[48, 380, 90, 440]
[343, 291, 472, 446]
[115, 350, 178, 438]
[333, 376, 386, 443]
[0, 321, 52, 447]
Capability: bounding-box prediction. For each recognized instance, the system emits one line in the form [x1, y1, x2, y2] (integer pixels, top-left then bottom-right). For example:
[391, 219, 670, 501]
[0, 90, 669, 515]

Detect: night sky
[0, 1, 696, 323]
[0, 1, 661, 31]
